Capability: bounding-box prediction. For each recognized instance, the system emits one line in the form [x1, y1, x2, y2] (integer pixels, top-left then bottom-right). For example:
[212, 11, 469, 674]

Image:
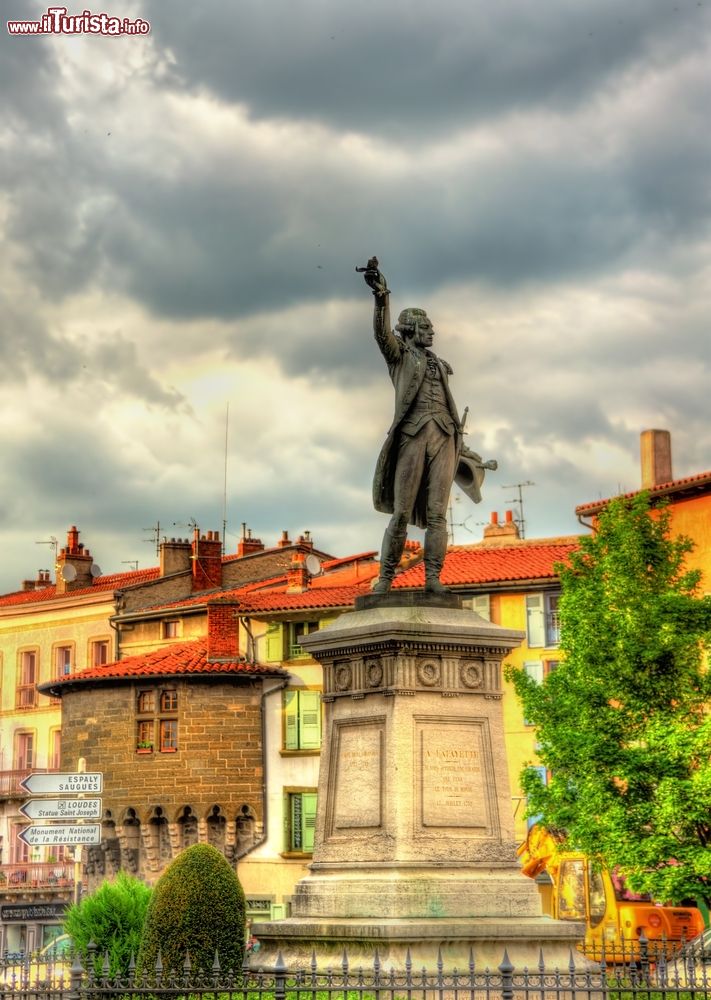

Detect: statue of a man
[360, 257, 495, 595]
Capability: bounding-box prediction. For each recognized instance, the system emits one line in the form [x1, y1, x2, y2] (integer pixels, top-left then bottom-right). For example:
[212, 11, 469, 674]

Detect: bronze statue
[359, 257, 497, 595]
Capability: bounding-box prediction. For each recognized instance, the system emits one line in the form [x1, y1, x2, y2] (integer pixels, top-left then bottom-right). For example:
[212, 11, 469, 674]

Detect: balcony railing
[0, 768, 53, 798]
[0, 862, 74, 892]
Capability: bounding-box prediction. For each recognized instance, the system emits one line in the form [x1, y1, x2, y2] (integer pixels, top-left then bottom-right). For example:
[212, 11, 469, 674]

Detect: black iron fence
[0, 935, 709, 1000]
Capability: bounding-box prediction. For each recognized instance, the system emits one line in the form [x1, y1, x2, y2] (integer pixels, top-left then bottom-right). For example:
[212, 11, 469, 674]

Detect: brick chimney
[640, 429, 673, 489]
[159, 538, 192, 577]
[192, 529, 223, 591]
[277, 530, 291, 548]
[482, 510, 521, 546]
[22, 569, 52, 592]
[286, 552, 309, 594]
[237, 523, 265, 558]
[56, 526, 95, 593]
[206, 598, 240, 661]
[296, 531, 314, 550]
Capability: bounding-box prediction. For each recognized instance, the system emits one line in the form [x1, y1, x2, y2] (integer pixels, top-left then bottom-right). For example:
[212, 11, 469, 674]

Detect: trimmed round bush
[137, 844, 245, 974]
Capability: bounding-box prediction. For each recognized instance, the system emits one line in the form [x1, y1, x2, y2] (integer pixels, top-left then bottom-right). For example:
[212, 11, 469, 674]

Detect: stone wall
[59, 678, 265, 887]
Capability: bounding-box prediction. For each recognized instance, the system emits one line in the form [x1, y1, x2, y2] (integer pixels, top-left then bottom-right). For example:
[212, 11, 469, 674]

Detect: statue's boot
[424, 522, 450, 594]
[373, 525, 407, 595]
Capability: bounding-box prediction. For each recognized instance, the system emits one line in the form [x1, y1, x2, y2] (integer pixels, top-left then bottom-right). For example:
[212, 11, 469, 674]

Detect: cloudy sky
[1, 0, 710, 591]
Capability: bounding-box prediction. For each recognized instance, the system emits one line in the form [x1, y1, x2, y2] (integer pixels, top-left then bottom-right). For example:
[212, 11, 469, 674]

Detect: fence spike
[499, 948, 513, 974]
[212, 949, 221, 972]
[311, 950, 317, 974]
[373, 948, 381, 974]
[342, 947, 349, 974]
[538, 947, 545, 972]
[437, 945, 443, 971]
[405, 947, 412, 973]
[568, 947, 576, 973]
[469, 946, 475, 973]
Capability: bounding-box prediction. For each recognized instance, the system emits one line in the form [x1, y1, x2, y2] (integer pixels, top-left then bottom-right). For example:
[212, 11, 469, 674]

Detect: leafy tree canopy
[509, 493, 711, 905]
[138, 843, 245, 975]
[63, 871, 152, 975]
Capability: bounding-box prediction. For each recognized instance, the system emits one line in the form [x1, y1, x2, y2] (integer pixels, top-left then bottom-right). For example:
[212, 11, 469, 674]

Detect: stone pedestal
[251, 593, 584, 970]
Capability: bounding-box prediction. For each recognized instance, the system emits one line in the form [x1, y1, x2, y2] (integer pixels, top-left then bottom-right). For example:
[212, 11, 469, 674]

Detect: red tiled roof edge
[37, 638, 286, 694]
[575, 470, 711, 516]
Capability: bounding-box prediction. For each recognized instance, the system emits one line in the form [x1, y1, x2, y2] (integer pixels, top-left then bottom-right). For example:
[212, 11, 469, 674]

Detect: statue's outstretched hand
[357, 256, 389, 297]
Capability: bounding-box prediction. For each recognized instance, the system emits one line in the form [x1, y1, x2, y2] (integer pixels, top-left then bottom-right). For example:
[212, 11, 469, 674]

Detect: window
[15, 731, 35, 770]
[283, 689, 322, 750]
[17, 650, 38, 708]
[285, 790, 318, 854]
[163, 620, 180, 639]
[525, 593, 561, 648]
[557, 859, 586, 920]
[49, 729, 61, 769]
[54, 645, 72, 678]
[90, 639, 110, 667]
[522, 661, 556, 724]
[288, 621, 318, 658]
[525, 764, 547, 827]
[137, 690, 155, 713]
[160, 719, 178, 751]
[136, 688, 178, 752]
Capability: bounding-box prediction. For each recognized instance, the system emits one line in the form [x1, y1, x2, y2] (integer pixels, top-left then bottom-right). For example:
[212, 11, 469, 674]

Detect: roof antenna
[222, 403, 230, 557]
[501, 481, 535, 539]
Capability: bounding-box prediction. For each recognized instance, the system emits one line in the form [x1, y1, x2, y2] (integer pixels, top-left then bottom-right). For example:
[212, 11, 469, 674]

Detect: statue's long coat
[373, 321, 462, 530]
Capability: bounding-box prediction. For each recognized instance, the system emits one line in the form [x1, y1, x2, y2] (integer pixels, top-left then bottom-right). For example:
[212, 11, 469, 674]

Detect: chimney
[640, 429, 673, 489]
[206, 598, 240, 661]
[56, 526, 95, 593]
[286, 552, 309, 594]
[237, 523, 265, 558]
[296, 531, 314, 551]
[160, 537, 192, 576]
[191, 529, 223, 591]
[21, 570, 52, 592]
[277, 530, 291, 549]
[482, 510, 521, 546]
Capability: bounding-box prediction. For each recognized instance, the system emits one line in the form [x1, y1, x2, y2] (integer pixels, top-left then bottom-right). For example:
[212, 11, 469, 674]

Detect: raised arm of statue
[357, 256, 398, 365]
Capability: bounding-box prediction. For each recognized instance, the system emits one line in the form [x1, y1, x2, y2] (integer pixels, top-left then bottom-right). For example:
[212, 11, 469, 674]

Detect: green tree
[63, 871, 152, 975]
[138, 843, 245, 974]
[509, 493, 711, 905]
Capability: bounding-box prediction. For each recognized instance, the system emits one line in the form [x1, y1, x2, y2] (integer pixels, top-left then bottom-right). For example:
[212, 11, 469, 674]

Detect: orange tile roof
[39, 638, 283, 692]
[236, 582, 374, 614]
[0, 568, 160, 607]
[394, 540, 580, 588]
[575, 470, 711, 516]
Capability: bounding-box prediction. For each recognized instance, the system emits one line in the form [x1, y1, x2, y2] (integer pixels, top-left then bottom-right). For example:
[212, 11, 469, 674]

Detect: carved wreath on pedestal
[460, 660, 484, 689]
[334, 663, 353, 691]
[417, 660, 442, 687]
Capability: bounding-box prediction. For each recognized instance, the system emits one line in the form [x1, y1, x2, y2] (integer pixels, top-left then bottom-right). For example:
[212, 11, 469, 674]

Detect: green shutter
[283, 690, 299, 750]
[265, 623, 284, 662]
[301, 793, 318, 853]
[298, 691, 322, 750]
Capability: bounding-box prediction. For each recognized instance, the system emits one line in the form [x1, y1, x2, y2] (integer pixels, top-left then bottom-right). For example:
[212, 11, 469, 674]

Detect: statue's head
[396, 307, 434, 347]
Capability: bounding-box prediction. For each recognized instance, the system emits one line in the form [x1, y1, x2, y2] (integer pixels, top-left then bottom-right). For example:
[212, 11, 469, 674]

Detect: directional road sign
[20, 772, 103, 795]
[18, 824, 101, 847]
[19, 798, 102, 821]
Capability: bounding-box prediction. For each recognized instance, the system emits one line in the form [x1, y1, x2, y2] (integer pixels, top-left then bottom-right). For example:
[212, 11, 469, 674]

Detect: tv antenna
[143, 521, 162, 557]
[501, 481, 535, 539]
[447, 493, 473, 544]
[36, 535, 58, 564]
